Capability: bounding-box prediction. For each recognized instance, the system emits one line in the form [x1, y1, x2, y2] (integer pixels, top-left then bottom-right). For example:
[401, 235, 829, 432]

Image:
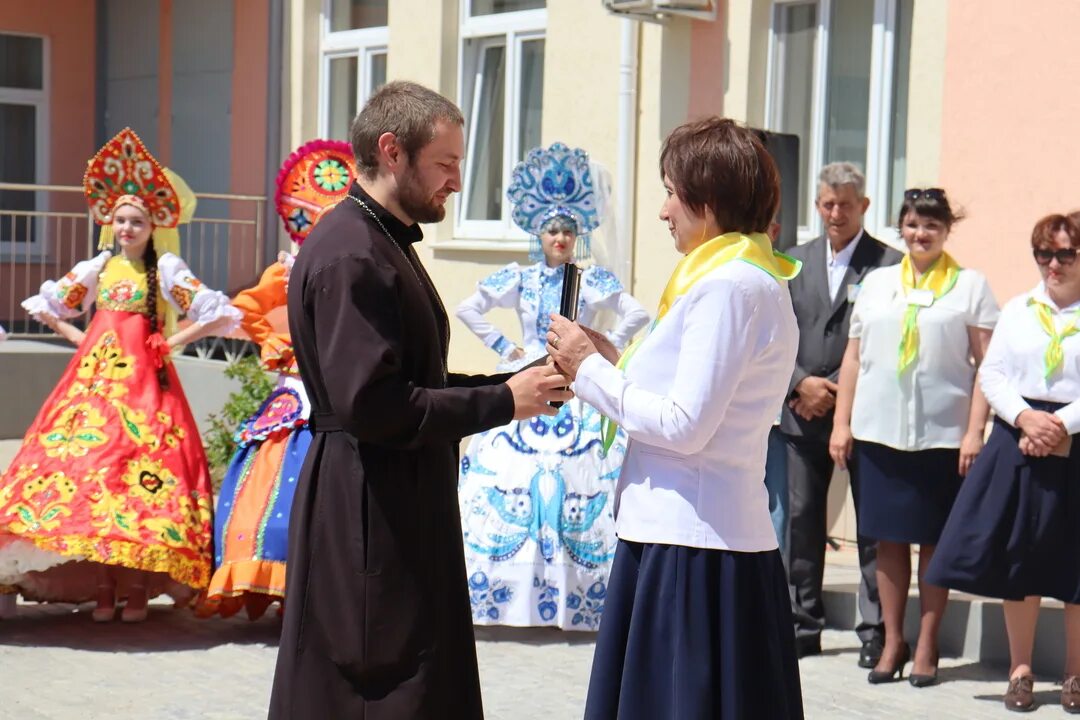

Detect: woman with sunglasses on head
[830, 188, 999, 686]
[928, 214, 1080, 714]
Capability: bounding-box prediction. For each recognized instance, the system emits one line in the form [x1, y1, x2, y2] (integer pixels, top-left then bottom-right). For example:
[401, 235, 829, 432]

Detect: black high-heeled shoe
[909, 650, 940, 687]
[868, 642, 911, 684]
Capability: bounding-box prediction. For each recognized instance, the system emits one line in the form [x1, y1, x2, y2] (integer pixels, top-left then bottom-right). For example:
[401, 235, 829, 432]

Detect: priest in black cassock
[268, 81, 571, 720]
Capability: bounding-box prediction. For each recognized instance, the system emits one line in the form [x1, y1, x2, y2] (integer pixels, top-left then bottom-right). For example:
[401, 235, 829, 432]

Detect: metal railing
[0, 182, 267, 361]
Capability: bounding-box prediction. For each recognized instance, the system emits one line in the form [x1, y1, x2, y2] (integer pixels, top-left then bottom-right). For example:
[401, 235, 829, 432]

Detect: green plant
[203, 355, 276, 490]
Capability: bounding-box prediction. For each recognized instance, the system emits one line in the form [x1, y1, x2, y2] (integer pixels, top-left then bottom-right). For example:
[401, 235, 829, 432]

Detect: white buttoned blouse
[848, 263, 1000, 451]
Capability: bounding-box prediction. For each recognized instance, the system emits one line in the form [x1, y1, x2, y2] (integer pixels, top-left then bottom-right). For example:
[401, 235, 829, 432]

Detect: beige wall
[938, 1, 1080, 304]
[721, 0, 771, 126]
[902, 0, 947, 195]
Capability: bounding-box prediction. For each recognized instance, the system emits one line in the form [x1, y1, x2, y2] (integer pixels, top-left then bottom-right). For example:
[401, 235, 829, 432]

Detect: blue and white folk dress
[455, 262, 649, 630]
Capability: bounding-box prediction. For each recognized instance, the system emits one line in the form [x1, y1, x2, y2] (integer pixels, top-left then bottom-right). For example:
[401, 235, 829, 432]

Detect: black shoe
[909, 650, 940, 687]
[795, 637, 822, 659]
[867, 642, 911, 684]
[858, 636, 884, 668]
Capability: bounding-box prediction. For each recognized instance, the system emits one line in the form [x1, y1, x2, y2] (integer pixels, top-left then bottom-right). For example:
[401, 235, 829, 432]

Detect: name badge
[907, 289, 935, 308]
[846, 283, 861, 303]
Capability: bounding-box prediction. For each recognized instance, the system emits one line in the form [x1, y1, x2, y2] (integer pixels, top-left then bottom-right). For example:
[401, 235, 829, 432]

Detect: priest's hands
[507, 364, 574, 419]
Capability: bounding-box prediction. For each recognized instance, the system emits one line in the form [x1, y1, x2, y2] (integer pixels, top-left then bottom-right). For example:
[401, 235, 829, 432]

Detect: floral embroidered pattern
[566, 580, 606, 630]
[7, 472, 77, 533]
[468, 570, 514, 621]
[38, 404, 109, 461]
[313, 158, 350, 192]
[98, 278, 145, 313]
[77, 331, 135, 382]
[122, 457, 178, 508]
[58, 280, 88, 310]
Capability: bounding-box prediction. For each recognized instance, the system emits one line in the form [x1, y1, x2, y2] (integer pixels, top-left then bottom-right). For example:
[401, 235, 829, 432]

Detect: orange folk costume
[199, 139, 357, 619]
[0, 128, 241, 604]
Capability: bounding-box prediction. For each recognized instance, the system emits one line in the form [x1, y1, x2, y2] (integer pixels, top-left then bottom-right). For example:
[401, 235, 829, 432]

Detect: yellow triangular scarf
[600, 232, 801, 453]
[897, 252, 961, 376]
[1028, 297, 1080, 379]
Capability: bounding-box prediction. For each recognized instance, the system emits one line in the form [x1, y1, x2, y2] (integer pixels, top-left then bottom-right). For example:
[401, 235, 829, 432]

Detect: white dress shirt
[849, 263, 1000, 450]
[573, 261, 798, 552]
[827, 230, 863, 302]
[979, 283, 1080, 434]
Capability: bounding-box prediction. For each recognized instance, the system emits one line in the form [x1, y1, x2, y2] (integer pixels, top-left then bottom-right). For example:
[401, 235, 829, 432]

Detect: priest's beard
[397, 161, 447, 224]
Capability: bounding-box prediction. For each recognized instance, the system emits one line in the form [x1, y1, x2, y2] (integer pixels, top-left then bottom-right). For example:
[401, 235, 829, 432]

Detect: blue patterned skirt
[584, 540, 804, 720]
[458, 398, 625, 630]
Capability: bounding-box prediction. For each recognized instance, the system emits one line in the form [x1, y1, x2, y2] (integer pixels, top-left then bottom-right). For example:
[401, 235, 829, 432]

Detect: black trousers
[782, 432, 884, 644]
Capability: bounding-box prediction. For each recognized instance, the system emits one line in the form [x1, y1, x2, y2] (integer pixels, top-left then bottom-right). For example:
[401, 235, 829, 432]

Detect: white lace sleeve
[455, 262, 522, 358]
[21, 251, 111, 321]
[157, 252, 242, 332]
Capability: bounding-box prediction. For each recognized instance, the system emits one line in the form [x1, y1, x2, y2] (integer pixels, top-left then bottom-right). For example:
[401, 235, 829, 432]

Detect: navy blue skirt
[855, 441, 963, 545]
[927, 405, 1080, 603]
[584, 540, 804, 720]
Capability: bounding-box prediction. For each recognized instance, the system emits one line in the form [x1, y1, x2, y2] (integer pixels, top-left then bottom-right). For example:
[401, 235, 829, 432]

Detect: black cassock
[268, 183, 513, 719]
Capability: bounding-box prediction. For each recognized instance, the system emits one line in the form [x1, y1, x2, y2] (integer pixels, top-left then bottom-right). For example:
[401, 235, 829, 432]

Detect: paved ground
[0, 439, 1055, 719]
[0, 601, 1039, 720]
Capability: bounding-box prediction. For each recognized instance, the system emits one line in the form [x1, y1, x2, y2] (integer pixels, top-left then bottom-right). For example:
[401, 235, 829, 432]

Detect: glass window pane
[517, 38, 544, 161]
[887, 0, 914, 225]
[0, 103, 37, 243]
[824, 0, 873, 169]
[465, 43, 507, 222]
[327, 55, 358, 141]
[773, 3, 816, 226]
[329, 0, 388, 31]
[368, 50, 387, 101]
[469, 0, 545, 16]
[0, 34, 44, 90]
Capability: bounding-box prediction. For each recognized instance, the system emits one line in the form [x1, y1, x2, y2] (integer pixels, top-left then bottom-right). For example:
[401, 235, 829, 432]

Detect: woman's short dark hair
[897, 188, 964, 229]
[350, 81, 464, 179]
[1032, 213, 1080, 249]
[659, 117, 780, 235]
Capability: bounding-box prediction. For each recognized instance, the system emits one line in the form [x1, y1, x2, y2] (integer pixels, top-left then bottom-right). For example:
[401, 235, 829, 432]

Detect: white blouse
[573, 261, 798, 552]
[849, 263, 1000, 451]
[980, 283, 1080, 434]
[22, 250, 241, 331]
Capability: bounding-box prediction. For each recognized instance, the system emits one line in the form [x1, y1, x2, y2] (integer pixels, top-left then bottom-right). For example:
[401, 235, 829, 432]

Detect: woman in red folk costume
[0, 128, 241, 623]
[199, 139, 356, 620]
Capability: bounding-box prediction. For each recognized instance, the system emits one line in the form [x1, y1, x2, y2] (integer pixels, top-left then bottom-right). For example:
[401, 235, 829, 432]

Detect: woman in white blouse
[547, 118, 804, 720]
[928, 214, 1080, 713]
[829, 189, 999, 686]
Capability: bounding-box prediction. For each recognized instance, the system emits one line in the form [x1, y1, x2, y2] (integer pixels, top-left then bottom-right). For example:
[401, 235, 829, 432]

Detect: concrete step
[822, 553, 1066, 676]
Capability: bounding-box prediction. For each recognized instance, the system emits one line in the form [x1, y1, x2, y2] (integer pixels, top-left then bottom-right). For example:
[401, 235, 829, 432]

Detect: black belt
[309, 412, 344, 433]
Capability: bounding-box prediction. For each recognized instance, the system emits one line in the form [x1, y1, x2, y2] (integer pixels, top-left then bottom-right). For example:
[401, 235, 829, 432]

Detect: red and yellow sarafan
[0, 257, 213, 598]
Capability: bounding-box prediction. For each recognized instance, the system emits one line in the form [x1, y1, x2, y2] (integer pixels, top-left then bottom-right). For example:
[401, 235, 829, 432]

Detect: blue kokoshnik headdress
[507, 142, 601, 262]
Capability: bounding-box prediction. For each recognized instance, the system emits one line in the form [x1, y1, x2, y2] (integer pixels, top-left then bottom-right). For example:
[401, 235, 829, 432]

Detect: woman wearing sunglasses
[830, 188, 999, 686]
[928, 214, 1080, 713]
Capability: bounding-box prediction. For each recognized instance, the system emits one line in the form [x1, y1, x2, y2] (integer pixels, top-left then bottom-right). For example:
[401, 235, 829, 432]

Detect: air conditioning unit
[603, 0, 716, 22]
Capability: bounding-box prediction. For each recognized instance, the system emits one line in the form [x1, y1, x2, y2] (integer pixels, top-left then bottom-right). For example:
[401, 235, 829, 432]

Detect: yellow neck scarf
[1028, 296, 1080, 379]
[600, 232, 801, 453]
[897, 252, 961, 376]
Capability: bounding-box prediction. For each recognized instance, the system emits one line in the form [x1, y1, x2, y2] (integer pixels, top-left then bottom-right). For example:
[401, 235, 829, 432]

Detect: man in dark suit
[780, 162, 902, 666]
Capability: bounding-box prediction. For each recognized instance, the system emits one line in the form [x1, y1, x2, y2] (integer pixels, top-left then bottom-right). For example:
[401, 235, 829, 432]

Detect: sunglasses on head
[904, 188, 946, 202]
[1033, 247, 1079, 266]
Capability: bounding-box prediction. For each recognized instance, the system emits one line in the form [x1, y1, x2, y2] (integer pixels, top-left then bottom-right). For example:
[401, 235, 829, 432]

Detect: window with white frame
[0, 31, 46, 250]
[457, 0, 545, 242]
[319, 0, 388, 141]
[766, 0, 913, 239]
